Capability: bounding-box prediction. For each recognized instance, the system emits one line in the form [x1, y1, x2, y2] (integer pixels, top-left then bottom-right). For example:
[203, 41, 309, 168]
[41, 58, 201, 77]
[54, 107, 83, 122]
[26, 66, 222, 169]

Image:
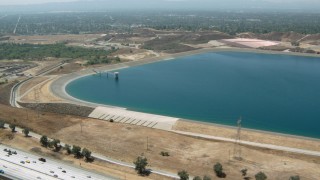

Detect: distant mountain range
[1, 0, 320, 13]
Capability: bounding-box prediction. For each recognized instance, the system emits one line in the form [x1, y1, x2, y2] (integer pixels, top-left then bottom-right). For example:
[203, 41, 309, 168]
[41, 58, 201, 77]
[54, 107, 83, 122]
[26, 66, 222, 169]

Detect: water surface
[66, 52, 320, 138]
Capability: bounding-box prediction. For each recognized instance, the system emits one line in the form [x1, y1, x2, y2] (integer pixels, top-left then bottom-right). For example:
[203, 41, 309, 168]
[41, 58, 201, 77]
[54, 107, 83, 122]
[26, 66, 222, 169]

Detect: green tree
[64, 144, 72, 154]
[82, 148, 92, 162]
[22, 128, 29, 137]
[255, 172, 267, 180]
[9, 124, 16, 132]
[72, 145, 82, 158]
[289, 176, 300, 180]
[193, 176, 201, 180]
[40, 135, 49, 147]
[241, 169, 248, 176]
[178, 170, 189, 180]
[203, 175, 211, 180]
[0, 121, 5, 128]
[51, 139, 61, 152]
[214, 162, 225, 178]
[133, 155, 148, 175]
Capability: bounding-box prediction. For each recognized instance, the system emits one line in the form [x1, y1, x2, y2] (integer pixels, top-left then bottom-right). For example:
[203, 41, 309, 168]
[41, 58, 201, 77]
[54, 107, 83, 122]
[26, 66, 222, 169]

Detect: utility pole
[80, 120, 83, 134]
[233, 116, 242, 160]
[34, 87, 40, 118]
[146, 137, 149, 151]
[26, 109, 28, 121]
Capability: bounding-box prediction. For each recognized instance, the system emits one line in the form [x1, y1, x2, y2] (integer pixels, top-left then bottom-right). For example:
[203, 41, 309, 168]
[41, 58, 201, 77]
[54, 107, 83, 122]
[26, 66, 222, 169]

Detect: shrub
[214, 162, 226, 178]
[72, 145, 82, 158]
[40, 135, 49, 147]
[9, 124, 15, 132]
[82, 148, 93, 162]
[160, 151, 170, 156]
[133, 155, 148, 175]
[0, 121, 5, 128]
[64, 144, 72, 154]
[193, 176, 201, 180]
[178, 170, 189, 180]
[241, 169, 248, 176]
[255, 172, 267, 180]
[289, 176, 300, 180]
[22, 128, 30, 137]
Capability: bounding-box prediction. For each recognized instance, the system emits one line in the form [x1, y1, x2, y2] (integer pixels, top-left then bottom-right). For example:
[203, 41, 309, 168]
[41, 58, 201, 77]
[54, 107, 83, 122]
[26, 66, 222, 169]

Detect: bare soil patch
[174, 120, 320, 152]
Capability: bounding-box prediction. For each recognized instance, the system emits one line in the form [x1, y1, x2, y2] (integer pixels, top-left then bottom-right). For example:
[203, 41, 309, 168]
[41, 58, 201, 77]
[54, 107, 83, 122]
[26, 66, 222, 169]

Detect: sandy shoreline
[180, 119, 320, 142]
[48, 47, 320, 144]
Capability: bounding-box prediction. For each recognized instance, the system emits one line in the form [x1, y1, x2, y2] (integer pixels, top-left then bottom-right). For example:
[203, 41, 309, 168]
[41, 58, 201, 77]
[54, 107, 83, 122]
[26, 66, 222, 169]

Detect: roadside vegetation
[39, 135, 94, 162]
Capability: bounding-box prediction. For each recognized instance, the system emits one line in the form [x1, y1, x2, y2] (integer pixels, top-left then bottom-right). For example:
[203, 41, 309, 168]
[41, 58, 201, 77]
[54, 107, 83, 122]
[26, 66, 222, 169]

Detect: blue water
[66, 52, 320, 138]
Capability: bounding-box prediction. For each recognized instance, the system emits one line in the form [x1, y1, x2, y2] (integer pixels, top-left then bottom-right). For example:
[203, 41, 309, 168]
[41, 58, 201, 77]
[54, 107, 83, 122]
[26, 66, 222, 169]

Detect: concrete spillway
[89, 106, 179, 130]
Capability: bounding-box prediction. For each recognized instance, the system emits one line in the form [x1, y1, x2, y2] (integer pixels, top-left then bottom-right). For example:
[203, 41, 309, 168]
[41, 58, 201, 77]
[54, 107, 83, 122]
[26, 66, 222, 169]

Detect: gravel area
[18, 102, 94, 117]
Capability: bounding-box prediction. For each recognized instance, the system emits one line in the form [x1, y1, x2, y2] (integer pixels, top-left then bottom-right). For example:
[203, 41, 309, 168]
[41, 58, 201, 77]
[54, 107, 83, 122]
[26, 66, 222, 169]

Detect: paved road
[0, 144, 116, 180]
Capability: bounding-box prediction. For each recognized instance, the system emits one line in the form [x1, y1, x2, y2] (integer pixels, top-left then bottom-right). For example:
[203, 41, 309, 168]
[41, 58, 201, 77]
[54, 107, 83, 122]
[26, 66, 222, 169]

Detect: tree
[22, 128, 29, 137]
[72, 145, 82, 158]
[289, 176, 300, 180]
[178, 170, 189, 180]
[214, 162, 225, 178]
[9, 124, 15, 132]
[133, 155, 148, 175]
[193, 176, 201, 180]
[40, 135, 49, 147]
[82, 148, 92, 162]
[51, 139, 61, 152]
[203, 175, 211, 180]
[255, 172, 267, 180]
[0, 121, 5, 128]
[64, 144, 72, 154]
[241, 169, 248, 176]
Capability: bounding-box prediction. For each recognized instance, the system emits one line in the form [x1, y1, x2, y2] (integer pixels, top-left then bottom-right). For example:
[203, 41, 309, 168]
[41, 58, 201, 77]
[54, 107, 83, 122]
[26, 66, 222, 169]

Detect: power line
[34, 87, 41, 118]
[233, 116, 242, 160]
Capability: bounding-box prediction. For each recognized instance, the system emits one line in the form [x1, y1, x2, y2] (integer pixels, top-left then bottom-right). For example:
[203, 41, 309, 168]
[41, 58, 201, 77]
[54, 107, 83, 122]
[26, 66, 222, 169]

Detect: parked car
[39, 158, 46, 162]
[20, 161, 25, 164]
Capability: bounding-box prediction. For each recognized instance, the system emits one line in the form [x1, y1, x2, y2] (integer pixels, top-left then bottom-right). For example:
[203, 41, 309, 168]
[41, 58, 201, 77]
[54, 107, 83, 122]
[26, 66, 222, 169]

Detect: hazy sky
[1, 0, 320, 6]
[0, 0, 77, 5]
[1, 0, 320, 11]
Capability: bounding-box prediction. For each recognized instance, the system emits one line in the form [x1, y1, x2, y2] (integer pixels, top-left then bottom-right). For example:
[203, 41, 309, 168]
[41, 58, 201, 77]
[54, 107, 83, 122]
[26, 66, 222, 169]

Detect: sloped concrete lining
[89, 106, 179, 130]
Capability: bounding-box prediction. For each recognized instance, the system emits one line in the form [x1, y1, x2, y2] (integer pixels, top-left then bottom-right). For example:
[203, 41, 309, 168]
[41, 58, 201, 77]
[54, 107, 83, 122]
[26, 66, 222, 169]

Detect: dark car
[39, 158, 46, 162]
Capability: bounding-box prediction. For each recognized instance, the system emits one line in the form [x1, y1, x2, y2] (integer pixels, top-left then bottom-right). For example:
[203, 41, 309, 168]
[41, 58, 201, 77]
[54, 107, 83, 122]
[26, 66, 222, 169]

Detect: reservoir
[66, 51, 320, 138]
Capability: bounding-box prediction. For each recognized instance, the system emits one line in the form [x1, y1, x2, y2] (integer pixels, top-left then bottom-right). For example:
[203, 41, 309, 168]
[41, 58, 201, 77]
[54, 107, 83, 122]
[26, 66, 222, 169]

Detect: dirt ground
[174, 121, 320, 152]
[19, 76, 49, 96]
[48, 62, 86, 75]
[19, 76, 63, 103]
[0, 104, 319, 179]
